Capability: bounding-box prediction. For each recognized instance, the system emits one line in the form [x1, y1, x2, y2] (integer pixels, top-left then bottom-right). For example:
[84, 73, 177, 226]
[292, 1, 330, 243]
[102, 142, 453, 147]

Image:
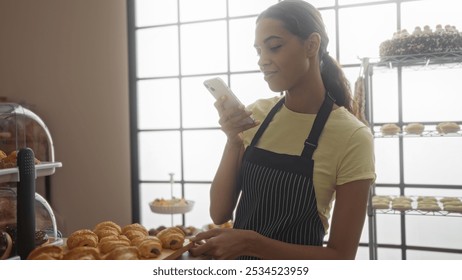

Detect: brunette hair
[257, 0, 353, 112]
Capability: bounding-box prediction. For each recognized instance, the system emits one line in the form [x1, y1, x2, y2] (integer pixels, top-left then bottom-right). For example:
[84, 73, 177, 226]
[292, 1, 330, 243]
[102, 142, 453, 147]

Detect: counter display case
[361, 51, 462, 260]
[0, 103, 62, 260]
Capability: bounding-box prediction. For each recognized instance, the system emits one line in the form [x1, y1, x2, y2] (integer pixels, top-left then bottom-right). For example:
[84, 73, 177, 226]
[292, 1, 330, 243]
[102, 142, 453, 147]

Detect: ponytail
[320, 53, 353, 113]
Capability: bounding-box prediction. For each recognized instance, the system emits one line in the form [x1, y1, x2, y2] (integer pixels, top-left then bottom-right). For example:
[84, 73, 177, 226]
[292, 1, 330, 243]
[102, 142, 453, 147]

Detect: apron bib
[233, 92, 335, 259]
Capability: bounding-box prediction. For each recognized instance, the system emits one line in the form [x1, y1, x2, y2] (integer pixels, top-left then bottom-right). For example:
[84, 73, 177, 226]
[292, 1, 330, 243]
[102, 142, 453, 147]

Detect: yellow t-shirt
[242, 96, 376, 233]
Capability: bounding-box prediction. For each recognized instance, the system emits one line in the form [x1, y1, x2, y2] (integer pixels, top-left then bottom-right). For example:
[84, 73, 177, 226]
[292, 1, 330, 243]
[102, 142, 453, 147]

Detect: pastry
[122, 223, 148, 236]
[417, 203, 441, 211]
[440, 197, 461, 203]
[27, 245, 64, 260]
[156, 227, 185, 250]
[137, 236, 163, 259]
[391, 202, 413, 211]
[93, 221, 122, 234]
[0, 150, 6, 160]
[436, 122, 460, 134]
[444, 205, 462, 213]
[94, 227, 120, 240]
[404, 123, 425, 135]
[104, 246, 140, 260]
[380, 123, 401, 135]
[99, 234, 130, 244]
[66, 229, 98, 250]
[417, 196, 437, 203]
[63, 246, 101, 260]
[0, 231, 13, 260]
[152, 198, 189, 207]
[34, 230, 49, 247]
[98, 240, 131, 254]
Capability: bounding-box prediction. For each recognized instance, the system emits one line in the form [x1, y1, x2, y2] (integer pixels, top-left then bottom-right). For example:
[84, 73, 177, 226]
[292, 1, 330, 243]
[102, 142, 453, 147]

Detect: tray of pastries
[149, 198, 194, 214]
[26, 221, 192, 260]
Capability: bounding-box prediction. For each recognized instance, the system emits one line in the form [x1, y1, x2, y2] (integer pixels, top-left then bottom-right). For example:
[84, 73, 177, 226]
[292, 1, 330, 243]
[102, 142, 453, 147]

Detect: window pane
[139, 131, 182, 181]
[311, 0, 335, 8]
[182, 75, 226, 128]
[377, 248, 402, 260]
[406, 215, 462, 250]
[230, 73, 278, 107]
[403, 137, 462, 185]
[374, 138, 400, 184]
[139, 183, 184, 229]
[402, 68, 462, 122]
[376, 214, 401, 244]
[181, 21, 228, 75]
[137, 78, 180, 129]
[180, 0, 226, 22]
[137, 26, 179, 78]
[228, 0, 278, 17]
[135, 0, 177, 27]
[339, 4, 396, 64]
[229, 17, 259, 72]
[407, 250, 462, 260]
[184, 184, 213, 227]
[370, 69, 399, 123]
[183, 130, 226, 181]
[320, 9, 337, 59]
[401, 0, 462, 33]
[339, 0, 389, 5]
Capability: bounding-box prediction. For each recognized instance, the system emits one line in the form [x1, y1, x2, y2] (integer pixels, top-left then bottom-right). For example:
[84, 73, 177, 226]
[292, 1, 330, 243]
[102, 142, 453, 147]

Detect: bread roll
[405, 123, 425, 134]
[380, 123, 401, 135]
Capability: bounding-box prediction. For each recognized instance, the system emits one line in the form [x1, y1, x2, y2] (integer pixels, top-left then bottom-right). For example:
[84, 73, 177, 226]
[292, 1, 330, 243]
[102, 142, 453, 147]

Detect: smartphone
[203, 77, 255, 125]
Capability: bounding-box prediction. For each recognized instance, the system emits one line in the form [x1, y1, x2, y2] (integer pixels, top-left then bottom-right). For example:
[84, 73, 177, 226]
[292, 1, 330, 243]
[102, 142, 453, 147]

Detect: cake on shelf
[379, 24, 462, 57]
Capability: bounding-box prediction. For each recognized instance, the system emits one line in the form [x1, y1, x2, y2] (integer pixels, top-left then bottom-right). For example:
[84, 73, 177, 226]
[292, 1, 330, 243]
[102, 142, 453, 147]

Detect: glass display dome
[0, 103, 62, 259]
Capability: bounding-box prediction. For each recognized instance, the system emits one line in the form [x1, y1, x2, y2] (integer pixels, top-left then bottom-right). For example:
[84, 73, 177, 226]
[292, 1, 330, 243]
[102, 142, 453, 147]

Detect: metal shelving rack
[362, 51, 462, 260]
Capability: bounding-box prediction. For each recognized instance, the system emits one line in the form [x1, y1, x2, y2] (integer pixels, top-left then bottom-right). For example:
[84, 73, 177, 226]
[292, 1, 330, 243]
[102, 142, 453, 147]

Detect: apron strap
[249, 97, 285, 147]
[301, 92, 335, 159]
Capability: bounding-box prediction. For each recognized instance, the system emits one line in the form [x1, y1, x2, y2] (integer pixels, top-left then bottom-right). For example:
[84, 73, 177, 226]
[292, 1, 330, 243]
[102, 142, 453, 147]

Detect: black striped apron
[233, 93, 335, 259]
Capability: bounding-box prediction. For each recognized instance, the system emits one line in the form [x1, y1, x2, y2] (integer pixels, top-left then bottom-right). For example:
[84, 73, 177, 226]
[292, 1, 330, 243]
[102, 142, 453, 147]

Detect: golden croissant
[156, 227, 185, 250]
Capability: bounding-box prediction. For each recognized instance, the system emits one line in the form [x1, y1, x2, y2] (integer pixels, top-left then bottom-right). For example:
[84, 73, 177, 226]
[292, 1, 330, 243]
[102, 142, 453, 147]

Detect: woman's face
[254, 18, 311, 92]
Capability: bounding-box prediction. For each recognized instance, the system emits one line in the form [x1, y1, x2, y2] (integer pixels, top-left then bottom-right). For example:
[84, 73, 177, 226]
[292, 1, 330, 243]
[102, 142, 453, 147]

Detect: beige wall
[0, 0, 131, 235]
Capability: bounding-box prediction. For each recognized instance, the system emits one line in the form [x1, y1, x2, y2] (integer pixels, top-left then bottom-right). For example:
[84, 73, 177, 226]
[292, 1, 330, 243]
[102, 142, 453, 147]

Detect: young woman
[190, 0, 375, 260]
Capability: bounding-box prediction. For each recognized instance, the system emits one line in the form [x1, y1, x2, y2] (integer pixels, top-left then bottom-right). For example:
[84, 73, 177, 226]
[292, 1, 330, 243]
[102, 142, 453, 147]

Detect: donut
[66, 229, 98, 250]
[0, 231, 13, 260]
[27, 245, 64, 260]
[404, 123, 425, 135]
[35, 230, 49, 247]
[380, 123, 401, 135]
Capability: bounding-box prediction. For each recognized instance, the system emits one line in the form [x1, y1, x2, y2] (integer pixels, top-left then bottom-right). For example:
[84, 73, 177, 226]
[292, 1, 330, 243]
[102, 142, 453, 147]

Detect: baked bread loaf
[405, 123, 425, 135]
[380, 123, 401, 135]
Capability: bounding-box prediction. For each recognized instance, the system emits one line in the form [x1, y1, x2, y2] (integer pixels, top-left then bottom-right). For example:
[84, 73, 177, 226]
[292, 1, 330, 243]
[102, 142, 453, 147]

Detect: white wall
[0, 0, 131, 235]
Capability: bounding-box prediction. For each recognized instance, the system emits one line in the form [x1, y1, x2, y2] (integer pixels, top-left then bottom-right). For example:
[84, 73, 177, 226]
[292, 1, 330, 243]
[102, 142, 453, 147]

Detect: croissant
[27, 245, 64, 260]
[98, 240, 131, 255]
[63, 247, 101, 260]
[137, 236, 163, 259]
[66, 229, 98, 250]
[105, 246, 140, 260]
[93, 221, 122, 234]
[156, 227, 185, 250]
[122, 223, 148, 236]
